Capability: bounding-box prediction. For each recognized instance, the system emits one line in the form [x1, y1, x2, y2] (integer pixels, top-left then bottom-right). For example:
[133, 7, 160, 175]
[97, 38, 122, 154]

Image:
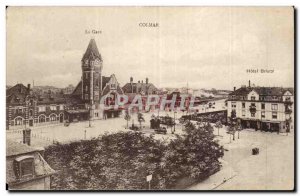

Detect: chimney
[248, 80, 251, 87]
[130, 77, 133, 83]
[23, 128, 31, 146]
[234, 87, 236, 91]
[142, 80, 143, 84]
[138, 81, 140, 83]
[27, 84, 31, 90]
[146, 77, 149, 84]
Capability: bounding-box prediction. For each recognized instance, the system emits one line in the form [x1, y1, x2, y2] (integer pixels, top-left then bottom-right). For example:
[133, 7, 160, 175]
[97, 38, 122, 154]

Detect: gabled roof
[72, 81, 82, 96]
[6, 84, 29, 97]
[229, 87, 252, 96]
[122, 82, 158, 94]
[6, 140, 42, 157]
[82, 39, 102, 62]
[102, 76, 111, 90]
[6, 84, 30, 105]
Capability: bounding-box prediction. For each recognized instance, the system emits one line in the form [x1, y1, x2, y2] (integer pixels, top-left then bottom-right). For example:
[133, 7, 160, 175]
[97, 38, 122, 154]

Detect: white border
[1, 1, 298, 196]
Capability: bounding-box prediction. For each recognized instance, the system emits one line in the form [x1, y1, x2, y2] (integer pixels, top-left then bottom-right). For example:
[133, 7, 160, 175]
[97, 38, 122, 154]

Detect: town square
[5, 7, 294, 191]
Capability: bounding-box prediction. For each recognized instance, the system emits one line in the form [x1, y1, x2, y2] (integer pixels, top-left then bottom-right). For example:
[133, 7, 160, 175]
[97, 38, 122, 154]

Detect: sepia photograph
[5, 6, 295, 191]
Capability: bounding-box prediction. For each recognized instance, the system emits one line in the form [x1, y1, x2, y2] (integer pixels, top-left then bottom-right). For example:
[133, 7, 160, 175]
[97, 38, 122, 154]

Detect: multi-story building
[227, 81, 294, 133]
[122, 77, 159, 112]
[6, 84, 66, 130]
[67, 39, 124, 121]
[122, 77, 158, 95]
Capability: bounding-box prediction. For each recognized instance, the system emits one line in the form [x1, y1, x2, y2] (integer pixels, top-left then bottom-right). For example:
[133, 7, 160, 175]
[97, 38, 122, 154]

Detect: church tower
[81, 39, 103, 104]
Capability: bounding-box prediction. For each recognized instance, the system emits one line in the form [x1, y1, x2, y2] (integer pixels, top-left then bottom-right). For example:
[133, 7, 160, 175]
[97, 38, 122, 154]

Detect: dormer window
[14, 156, 35, 179]
[251, 96, 256, 101]
[110, 84, 116, 89]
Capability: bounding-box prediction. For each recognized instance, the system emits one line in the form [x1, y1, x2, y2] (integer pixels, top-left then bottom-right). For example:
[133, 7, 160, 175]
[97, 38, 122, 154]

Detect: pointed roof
[82, 39, 102, 61]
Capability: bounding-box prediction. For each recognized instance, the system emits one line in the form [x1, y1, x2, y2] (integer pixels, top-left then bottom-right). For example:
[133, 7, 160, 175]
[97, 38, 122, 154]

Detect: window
[261, 103, 265, 110]
[272, 112, 277, 119]
[251, 96, 256, 100]
[39, 115, 46, 123]
[261, 111, 265, 118]
[15, 107, 23, 114]
[85, 72, 89, 79]
[110, 84, 116, 89]
[50, 115, 57, 121]
[50, 105, 56, 111]
[242, 110, 245, 116]
[59, 105, 64, 110]
[271, 104, 278, 111]
[38, 106, 46, 112]
[20, 159, 34, 177]
[14, 157, 34, 179]
[15, 117, 23, 125]
[85, 94, 89, 100]
[29, 110, 33, 116]
[242, 102, 245, 108]
[251, 103, 255, 107]
[85, 85, 88, 92]
[29, 100, 34, 106]
[285, 96, 291, 101]
[231, 102, 236, 108]
[251, 113, 255, 117]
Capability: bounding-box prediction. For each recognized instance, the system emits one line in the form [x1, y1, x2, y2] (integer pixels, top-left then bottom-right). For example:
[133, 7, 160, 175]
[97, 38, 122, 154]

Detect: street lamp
[172, 111, 177, 134]
[88, 105, 91, 127]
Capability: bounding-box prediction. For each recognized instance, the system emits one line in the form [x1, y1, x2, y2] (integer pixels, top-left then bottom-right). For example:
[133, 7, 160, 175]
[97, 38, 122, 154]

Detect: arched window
[50, 114, 57, 122]
[29, 110, 33, 117]
[39, 115, 46, 123]
[15, 117, 23, 125]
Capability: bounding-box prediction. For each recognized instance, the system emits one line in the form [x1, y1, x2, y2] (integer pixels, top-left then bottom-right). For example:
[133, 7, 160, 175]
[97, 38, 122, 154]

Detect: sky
[6, 7, 294, 90]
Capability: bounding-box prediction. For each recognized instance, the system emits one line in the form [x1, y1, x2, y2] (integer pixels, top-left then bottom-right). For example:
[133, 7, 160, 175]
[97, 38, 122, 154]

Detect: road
[7, 110, 294, 190]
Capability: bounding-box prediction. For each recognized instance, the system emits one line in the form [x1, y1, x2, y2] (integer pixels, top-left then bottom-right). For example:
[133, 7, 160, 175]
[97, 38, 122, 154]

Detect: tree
[44, 124, 224, 190]
[227, 124, 236, 142]
[45, 132, 166, 190]
[227, 110, 237, 141]
[137, 112, 145, 130]
[162, 122, 224, 189]
[124, 110, 131, 128]
[214, 120, 223, 136]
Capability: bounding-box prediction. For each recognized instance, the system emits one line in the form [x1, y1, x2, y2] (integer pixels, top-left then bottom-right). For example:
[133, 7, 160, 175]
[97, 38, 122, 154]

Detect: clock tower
[81, 39, 103, 105]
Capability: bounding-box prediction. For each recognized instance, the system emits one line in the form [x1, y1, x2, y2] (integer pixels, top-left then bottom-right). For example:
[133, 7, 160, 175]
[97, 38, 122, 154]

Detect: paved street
[7, 111, 294, 190]
[6, 110, 184, 146]
[189, 127, 294, 190]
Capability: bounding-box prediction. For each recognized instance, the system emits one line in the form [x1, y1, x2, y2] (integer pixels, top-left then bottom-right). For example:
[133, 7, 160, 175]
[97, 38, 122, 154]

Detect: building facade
[122, 77, 159, 112]
[227, 82, 294, 133]
[6, 84, 66, 130]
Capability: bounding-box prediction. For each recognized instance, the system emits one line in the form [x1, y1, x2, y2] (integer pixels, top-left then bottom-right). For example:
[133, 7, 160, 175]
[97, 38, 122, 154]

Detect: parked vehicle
[129, 125, 139, 131]
[154, 127, 167, 134]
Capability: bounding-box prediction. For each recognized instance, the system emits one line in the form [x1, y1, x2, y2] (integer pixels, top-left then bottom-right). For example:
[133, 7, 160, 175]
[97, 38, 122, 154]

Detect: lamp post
[173, 111, 177, 134]
[88, 105, 91, 127]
